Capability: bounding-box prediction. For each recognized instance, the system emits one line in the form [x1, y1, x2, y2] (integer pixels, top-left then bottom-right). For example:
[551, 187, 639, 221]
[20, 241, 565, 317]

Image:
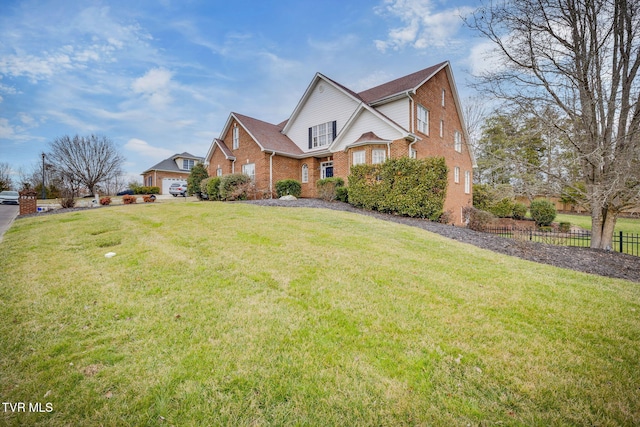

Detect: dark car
[169, 183, 188, 197]
[117, 189, 134, 196]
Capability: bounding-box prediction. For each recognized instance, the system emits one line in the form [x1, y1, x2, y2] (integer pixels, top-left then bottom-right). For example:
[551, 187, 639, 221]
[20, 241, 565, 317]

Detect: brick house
[205, 61, 476, 223]
[141, 152, 204, 194]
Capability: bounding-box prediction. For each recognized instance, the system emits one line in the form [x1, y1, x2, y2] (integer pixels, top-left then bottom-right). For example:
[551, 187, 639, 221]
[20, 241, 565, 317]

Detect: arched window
[301, 164, 308, 183]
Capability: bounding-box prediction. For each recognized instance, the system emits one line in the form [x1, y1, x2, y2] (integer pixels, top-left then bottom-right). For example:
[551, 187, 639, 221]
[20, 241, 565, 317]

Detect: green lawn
[1, 202, 639, 426]
[556, 213, 640, 234]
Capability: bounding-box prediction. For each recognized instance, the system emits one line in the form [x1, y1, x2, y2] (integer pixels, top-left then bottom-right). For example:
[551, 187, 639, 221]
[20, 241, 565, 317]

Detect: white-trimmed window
[440, 120, 444, 137]
[454, 166, 460, 184]
[182, 159, 194, 170]
[464, 171, 471, 194]
[409, 148, 417, 159]
[372, 149, 386, 164]
[353, 150, 365, 165]
[454, 131, 462, 153]
[417, 105, 429, 135]
[301, 164, 309, 183]
[442, 89, 446, 107]
[242, 163, 255, 181]
[233, 126, 239, 149]
[216, 168, 222, 177]
[310, 121, 336, 148]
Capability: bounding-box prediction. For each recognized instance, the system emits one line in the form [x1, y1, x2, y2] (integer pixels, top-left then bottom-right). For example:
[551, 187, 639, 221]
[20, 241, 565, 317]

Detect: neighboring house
[205, 61, 476, 223]
[141, 152, 204, 195]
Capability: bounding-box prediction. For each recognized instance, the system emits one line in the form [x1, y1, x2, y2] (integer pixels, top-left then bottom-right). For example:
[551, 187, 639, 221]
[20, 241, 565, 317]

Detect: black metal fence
[483, 227, 640, 257]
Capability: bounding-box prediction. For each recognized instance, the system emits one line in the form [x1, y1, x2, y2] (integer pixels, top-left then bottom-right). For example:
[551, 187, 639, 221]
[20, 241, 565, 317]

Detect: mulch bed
[243, 199, 640, 283]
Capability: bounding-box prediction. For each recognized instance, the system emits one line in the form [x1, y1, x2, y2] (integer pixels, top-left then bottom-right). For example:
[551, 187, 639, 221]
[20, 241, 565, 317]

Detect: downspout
[269, 151, 275, 199]
[408, 139, 416, 158]
[232, 159, 236, 174]
[387, 141, 391, 159]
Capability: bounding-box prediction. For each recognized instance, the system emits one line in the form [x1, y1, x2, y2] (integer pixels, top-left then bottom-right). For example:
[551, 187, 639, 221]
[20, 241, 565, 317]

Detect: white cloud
[374, 0, 473, 52]
[0, 118, 16, 139]
[466, 40, 499, 76]
[132, 68, 174, 108]
[124, 138, 174, 161]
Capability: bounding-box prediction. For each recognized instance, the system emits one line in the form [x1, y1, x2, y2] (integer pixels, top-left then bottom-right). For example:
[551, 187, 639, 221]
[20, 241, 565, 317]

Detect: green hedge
[348, 157, 448, 220]
[275, 179, 302, 198]
[133, 186, 160, 195]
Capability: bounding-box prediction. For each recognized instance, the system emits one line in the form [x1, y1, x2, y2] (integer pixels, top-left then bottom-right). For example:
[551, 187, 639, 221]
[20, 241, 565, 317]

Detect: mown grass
[556, 213, 640, 235]
[1, 202, 639, 426]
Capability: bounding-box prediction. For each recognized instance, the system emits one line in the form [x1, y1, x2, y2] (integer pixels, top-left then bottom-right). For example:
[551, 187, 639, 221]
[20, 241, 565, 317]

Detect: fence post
[620, 231, 623, 254]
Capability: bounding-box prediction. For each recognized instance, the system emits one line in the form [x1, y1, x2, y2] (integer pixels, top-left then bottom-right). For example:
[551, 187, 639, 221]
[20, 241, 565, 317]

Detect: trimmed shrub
[199, 177, 221, 200]
[472, 184, 494, 211]
[489, 198, 515, 218]
[559, 222, 571, 233]
[512, 203, 528, 220]
[530, 199, 557, 227]
[316, 177, 345, 201]
[100, 197, 111, 206]
[134, 186, 160, 195]
[219, 174, 251, 201]
[348, 157, 448, 220]
[463, 206, 496, 231]
[335, 186, 348, 203]
[275, 179, 302, 198]
[122, 194, 137, 205]
[188, 163, 209, 196]
[142, 195, 156, 203]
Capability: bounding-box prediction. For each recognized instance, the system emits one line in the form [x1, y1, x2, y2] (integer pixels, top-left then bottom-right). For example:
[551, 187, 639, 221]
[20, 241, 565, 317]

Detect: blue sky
[0, 0, 489, 183]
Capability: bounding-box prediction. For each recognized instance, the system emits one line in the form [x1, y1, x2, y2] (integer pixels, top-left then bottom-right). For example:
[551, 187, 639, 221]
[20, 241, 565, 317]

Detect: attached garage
[162, 178, 187, 195]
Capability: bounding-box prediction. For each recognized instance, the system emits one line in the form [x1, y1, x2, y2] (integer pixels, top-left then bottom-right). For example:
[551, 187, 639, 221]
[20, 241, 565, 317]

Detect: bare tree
[0, 162, 13, 191]
[47, 135, 125, 196]
[467, 0, 640, 249]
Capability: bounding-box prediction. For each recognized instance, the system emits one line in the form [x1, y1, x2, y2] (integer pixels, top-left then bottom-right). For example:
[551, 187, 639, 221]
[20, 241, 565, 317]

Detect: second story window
[232, 126, 239, 150]
[454, 131, 462, 152]
[417, 105, 429, 135]
[309, 121, 336, 149]
[182, 159, 194, 170]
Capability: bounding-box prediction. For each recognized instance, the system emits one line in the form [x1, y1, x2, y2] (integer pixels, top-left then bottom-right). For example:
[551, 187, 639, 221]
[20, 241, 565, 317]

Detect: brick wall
[19, 190, 37, 215]
[410, 68, 474, 223]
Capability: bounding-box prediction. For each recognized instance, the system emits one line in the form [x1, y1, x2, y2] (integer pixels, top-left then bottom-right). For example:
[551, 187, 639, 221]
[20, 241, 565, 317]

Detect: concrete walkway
[0, 204, 19, 243]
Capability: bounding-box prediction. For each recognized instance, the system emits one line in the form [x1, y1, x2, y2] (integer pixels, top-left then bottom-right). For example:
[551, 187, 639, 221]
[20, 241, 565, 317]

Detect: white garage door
[162, 178, 186, 195]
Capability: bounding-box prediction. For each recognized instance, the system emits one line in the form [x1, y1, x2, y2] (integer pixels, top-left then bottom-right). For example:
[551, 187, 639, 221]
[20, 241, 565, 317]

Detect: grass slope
[1, 202, 639, 426]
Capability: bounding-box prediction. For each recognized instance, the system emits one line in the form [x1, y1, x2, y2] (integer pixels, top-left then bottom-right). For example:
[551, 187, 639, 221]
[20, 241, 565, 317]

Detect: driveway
[0, 204, 19, 242]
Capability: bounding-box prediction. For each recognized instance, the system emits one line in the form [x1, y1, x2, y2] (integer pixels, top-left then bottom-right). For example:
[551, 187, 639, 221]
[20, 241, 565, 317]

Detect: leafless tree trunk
[468, 0, 640, 249]
[47, 135, 125, 197]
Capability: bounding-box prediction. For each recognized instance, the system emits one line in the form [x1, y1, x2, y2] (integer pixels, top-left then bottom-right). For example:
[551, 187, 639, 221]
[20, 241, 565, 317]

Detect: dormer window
[182, 159, 194, 170]
[308, 121, 336, 149]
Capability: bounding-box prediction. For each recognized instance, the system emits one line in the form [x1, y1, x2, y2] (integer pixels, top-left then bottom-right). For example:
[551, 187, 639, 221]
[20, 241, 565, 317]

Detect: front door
[321, 161, 334, 179]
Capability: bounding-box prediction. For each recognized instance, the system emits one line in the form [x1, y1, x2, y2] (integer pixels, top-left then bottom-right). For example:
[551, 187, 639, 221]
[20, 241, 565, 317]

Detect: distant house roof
[142, 152, 204, 174]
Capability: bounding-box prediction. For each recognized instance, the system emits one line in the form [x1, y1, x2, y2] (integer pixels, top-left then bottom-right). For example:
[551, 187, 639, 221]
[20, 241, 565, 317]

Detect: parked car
[0, 190, 19, 204]
[169, 183, 188, 197]
[117, 189, 134, 196]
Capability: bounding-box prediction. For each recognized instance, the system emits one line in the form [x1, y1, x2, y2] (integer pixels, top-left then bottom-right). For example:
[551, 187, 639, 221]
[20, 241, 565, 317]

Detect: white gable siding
[285, 80, 360, 152]
[334, 109, 404, 151]
[375, 98, 410, 130]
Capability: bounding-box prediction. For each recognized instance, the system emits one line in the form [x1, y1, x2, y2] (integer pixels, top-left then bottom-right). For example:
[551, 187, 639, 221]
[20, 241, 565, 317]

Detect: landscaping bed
[244, 199, 640, 283]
